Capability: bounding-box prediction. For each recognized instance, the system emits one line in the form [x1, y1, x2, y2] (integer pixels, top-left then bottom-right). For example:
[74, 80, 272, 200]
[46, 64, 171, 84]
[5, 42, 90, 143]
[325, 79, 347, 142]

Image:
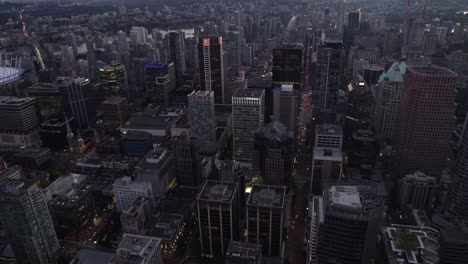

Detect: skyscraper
[173, 133, 202, 187]
[314, 40, 345, 112]
[145, 61, 176, 106]
[102, 96, 130, 126]
[446, 114, 468, 217]
[253, 122, 293, 186]
[373, 62, 406, 141]
[165, 32, 186, 86]
[197, 181, 240, 257]
[129, 26, 148, 45]
[337, 0, 346, 35]
[0, 179, 61, 264]
[57, 77, 96, 128]
[272, 85, 300, 133]
[316, 182, 384, 264]
[246, 185, 286, 257]
[348, 11, 361, 30]
[394, 65, 457, 177]
[399, 171, 437, 210]
[198, 36, 225, 104]
[0, 97, 42, 147]
[271, 46, 302, 123]
[188, 90, 217, 155]
[232, 88, 265, 163]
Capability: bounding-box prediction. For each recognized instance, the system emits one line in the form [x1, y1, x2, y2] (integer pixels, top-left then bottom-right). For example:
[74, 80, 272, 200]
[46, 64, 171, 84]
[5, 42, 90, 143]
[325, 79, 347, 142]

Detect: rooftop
[256, 121, 292, 141]
[198, 180, 238, 203]
[408, 65, 457, 77]
[123, 113, 179, 130]
[122, 131, 152, 141]
[151, 213, 184, 241]
[232, 88, 264, 98]
[379, 61, 407, 83]
[225, 241, 262, 263]
[135, 148, 173, 172]
[112, 234, 161, 264]
[382, 225, 440, 264]
[316, 124, 343, 137]
[102, 96, 127, 105]
[70, 249, 114, 264]
[144, 61, 167, 69]
[313, 147, 343, 161]
[248, 185, 286, 208]
[47, 174, 88, 198]
[113, 176, 152, 190]
[403, 171, 437, 184]
[0, 96, 36, 106]
[327, 182, 382, 211]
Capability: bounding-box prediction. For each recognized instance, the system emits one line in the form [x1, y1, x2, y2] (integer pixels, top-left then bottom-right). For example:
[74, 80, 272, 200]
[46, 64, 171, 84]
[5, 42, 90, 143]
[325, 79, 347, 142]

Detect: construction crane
[18, 7, 45, 70]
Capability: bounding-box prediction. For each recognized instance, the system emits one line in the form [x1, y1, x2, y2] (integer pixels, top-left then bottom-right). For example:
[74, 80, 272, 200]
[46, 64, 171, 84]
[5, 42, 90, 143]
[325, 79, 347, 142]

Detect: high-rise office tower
[224, 30, 242, 68]
[129, 26, 148, 45]
[102, 96, 130, 126]
[173, 133, 202, 187]
[197, 181, 240, 257]
[117, 30, 129, 52]
[0, 179, 61, 264]
[272, 85, 300, 132]
[362, 65, 384, 86]
[111, 234, 163, 264]
[246, 185, 286, 257]
[315, 124, 343, 149]
[436, 26, 448, 44]
[271, 46, 302, 123]
[27, 82, 64, 119]
[311, 128, 345, 193]
[232, 88, 265, 163]
[446, 115, 468, 217]
[188, 90, 217, 155]
[145, 61, 176, 105]
[112, 176, 154, 212]
[57, 77, 96, 128]
[253, 122, 293, 186]
[61, 46, 75, 67]
[316, 182, 384, 264]
[314, 40, 345, 111]
[99, 62, 128, 92]
[198, 36, 225, 104]
[399, 171, 437, 210]
[373, 62, 406, 141]
[422, 31, 438, 55]
[165, 32, 186, 86]
[409, 19, 426, 46]
[383, 30, 402, 55]
[348, 11, 361, 30]
[394, 65, 457, 177]
[75, 59, 90, 79]
[0, 97, 42, 147]
[337, 0, 346, 35]
[65, 33, 78, 56]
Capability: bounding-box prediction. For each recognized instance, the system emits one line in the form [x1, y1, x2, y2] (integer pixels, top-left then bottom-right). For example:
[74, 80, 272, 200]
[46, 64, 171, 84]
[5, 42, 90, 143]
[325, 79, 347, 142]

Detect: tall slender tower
[198, 36, 225, 104]
[337, 0, 346, 35]
[188, 90, 217, 155]
[0, 179, 61, 264]
[394, 65, 457, 177]
[446, 115, 468, 217]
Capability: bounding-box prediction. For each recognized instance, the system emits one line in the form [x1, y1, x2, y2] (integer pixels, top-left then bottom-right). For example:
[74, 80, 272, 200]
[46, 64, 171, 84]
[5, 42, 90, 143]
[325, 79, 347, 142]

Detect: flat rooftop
[313, 147, 343, 161]
[198, 180, 238, 203]
[408, 65, 457, 76]
[316, 124, 343, 137]
[382, 225, 440, 264]
[123, 113, 178, 130]
[232, 88, 264, 98]
[135, 148, 173, 172]
[112, 234, 161, 264]
[122, 131, 152, 141]
[0, 96, 36, 106]
[151, 213, 184, 241]
[102, 96, 127, 105]
[327, 183, 382, 211]
[47, 174, 88, 198]
[112, 176, 151, 190]
[70, 249, 114, 264]
[248, 185, 286, 208]
[226, 241, 262, 262]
